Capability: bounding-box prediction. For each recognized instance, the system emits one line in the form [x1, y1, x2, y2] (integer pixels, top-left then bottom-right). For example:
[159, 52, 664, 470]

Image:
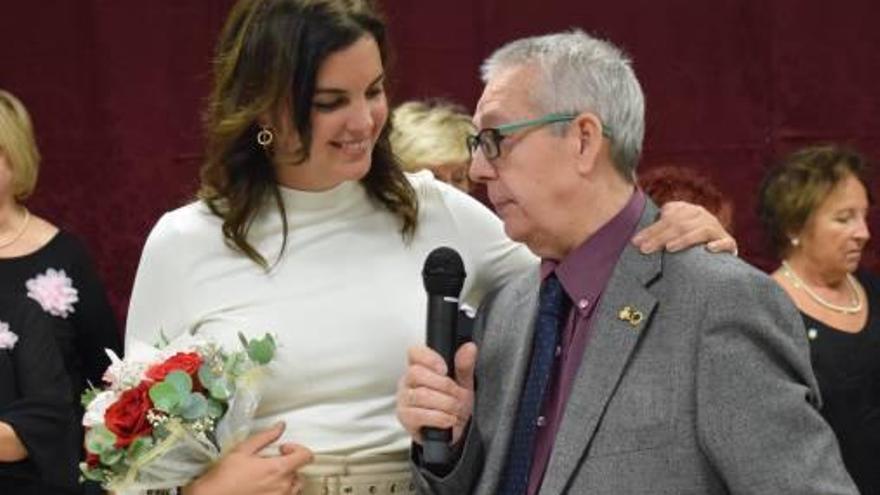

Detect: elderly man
[397, 30, 857, 494]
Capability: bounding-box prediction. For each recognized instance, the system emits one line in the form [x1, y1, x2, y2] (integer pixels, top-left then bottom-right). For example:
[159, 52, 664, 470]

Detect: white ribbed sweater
[125, 171, 535, 457]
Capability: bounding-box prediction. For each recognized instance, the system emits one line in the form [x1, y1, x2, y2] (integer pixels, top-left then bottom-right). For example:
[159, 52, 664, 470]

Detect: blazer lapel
[539, 206, 662, 495]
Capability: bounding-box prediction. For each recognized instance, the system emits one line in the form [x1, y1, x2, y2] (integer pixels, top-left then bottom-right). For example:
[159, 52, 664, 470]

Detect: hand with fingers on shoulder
[631, 201, 738, 255]
[182, 422, 313, 495]
[397, 343, 477, 446]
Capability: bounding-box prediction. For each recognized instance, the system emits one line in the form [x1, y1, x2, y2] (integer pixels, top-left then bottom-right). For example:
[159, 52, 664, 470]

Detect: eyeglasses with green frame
[466, 112, 613, 161]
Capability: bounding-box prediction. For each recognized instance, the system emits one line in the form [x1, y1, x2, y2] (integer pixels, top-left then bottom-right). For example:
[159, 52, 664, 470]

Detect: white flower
[102, 349, 148, 391]
[82, 390, 119, 427]
[0, 321, 18, 350]
[26, 268, 79, 318]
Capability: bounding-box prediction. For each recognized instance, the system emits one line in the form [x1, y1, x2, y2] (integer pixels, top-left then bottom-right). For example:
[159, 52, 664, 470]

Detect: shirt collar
[540, 188, 646, 308]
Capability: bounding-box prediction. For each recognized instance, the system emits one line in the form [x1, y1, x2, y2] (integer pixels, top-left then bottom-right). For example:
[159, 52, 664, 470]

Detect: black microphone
[421, 246, 467, 466]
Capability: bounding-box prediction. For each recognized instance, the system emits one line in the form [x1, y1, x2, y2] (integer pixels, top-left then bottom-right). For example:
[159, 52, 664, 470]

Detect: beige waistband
[300, 452, 414, 495]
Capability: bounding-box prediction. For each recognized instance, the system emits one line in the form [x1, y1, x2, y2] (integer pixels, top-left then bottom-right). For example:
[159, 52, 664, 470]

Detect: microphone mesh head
[422, 247, 467, 296]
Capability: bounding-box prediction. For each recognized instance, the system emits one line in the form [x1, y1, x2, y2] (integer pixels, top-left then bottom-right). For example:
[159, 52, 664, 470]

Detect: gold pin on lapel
[618, 305, 644, 327]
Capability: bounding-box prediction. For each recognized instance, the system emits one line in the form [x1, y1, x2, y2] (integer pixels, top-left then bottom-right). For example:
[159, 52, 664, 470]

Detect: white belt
[300, 453, 414, 495]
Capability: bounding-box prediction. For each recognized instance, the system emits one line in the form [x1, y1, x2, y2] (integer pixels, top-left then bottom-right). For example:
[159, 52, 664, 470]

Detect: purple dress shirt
[526, 189, 646, 495]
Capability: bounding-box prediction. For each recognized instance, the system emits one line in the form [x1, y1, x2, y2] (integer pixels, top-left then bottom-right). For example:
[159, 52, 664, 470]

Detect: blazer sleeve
[695, 268, 859, 494]
[411, 421, 485, 495]
[0, 299, 79, 489]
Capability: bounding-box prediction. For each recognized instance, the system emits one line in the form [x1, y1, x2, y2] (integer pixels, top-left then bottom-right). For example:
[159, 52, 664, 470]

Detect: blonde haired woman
[0, 90, 121, 494]
[0, 89, 120, 384]
[390, 100, 474, 192]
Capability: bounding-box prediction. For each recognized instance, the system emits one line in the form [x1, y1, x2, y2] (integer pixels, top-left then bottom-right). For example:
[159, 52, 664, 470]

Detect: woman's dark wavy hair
[757, 144, 874, 259]
[199, 0, 418, 268]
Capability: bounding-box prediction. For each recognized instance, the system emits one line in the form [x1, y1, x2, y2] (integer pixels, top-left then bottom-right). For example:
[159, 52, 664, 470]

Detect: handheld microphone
[421, 246, 467, 466]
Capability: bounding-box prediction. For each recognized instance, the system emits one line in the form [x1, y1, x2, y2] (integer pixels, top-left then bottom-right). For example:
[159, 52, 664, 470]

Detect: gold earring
[257, 127, 274, 147]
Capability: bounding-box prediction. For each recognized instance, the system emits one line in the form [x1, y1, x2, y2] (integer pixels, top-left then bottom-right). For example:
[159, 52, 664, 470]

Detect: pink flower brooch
[26, 268, 79, 318]
[0, 321, 18, 350]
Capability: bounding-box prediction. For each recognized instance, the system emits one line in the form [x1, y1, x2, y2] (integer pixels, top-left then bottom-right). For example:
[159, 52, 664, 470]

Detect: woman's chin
[339, 157, 373, 182]
[843, 258, 862, 274]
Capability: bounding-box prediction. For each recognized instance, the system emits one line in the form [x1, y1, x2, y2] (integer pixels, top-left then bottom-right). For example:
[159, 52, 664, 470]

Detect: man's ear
[572, 112, 604, 175]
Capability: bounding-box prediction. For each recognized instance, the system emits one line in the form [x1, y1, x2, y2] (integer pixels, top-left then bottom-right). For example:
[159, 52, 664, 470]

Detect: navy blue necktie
[499, 274, 569, 495]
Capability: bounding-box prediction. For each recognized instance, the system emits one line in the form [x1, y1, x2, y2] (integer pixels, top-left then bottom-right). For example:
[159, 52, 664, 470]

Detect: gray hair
[481, 29, 645, 179]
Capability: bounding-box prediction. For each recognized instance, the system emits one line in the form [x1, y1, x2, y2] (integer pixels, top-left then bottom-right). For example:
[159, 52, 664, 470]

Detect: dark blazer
[415, 201, 858, 494]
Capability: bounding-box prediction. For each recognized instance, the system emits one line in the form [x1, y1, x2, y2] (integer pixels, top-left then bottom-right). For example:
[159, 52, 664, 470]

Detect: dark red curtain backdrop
[1, 1, 878, 322]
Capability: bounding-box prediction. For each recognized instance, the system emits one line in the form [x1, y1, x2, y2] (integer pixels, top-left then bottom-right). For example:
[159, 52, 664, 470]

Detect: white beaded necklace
[0, 208, 30, 249]
[781, 260, 862, 315]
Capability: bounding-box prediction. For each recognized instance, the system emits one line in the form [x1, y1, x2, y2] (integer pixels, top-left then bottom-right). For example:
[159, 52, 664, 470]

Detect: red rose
[85, 451, 100, 468]
[146, 352, 203, 382]
[104, 381, 153, 448]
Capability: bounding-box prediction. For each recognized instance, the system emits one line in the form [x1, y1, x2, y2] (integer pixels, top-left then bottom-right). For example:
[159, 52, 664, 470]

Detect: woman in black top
[759, 145, 879, 494]
[1, 89, 121, 494]
[800, 271, 880, 494]
[0, 295, 82, 494]
[0, 231, 121, 388]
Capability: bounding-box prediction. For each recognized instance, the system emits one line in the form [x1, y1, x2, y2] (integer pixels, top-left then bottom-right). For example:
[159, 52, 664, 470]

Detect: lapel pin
[618, 305, 643, 327]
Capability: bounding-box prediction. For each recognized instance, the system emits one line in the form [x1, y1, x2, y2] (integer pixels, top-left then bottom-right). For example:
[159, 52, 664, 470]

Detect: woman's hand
[183, 422, 312, 495]
[632, 201, 738, 255]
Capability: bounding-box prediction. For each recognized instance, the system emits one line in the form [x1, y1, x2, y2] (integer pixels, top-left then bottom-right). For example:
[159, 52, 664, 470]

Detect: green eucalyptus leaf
[198, 363, 219, 388]
[109, 458, 129, 474]
[238, 332, 250, 350]
[79, 464, 106, 482]
[165, 370, 193, 393]
[99, 448, 124, 466]
[224, 352, 247, 377]
[179, 392, 209, 420]
[205, 399, 225, 419]
[126, 436, 154, 460]
[149, 382, 183, 412]
[80, 387, 99, 408]
[246, 334, 276, 365]
[151, 421, 172, 441]
[85, 425, 117, 455]
[208, 377, 235, 401]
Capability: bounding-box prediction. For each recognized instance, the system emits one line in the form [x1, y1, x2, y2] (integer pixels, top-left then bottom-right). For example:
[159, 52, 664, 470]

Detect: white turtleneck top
[125, 171, 536, 457]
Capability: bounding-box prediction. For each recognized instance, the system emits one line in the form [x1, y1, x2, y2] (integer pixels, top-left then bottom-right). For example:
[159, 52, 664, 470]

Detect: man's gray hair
[481, 30, 645, 179]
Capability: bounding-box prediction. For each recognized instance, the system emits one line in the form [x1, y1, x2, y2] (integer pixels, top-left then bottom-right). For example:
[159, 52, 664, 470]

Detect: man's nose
[468, 151, 497, 184]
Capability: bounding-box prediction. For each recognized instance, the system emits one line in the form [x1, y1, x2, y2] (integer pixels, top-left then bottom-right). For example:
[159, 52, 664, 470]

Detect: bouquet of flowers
[80, 332, 276, 493]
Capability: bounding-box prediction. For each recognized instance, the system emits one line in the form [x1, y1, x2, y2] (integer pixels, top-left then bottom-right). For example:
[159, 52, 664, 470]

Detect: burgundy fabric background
[1, 1, 877, 323]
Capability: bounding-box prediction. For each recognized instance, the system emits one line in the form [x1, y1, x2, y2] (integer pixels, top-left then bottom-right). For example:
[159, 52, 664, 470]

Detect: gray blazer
[414, 202, 857, 494]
